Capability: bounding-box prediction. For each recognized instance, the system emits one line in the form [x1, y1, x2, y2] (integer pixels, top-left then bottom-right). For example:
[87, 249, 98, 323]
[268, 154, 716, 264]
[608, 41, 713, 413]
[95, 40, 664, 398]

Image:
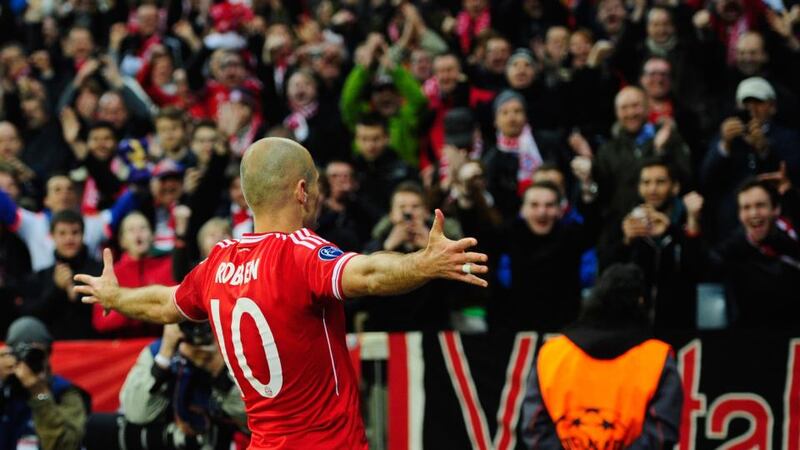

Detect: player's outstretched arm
[341, 209, 489, 298]
[73, 248, 183, 324]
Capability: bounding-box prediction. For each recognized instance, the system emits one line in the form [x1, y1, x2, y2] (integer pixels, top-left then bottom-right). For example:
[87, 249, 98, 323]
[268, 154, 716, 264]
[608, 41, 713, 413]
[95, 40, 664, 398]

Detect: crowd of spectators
[0, 0, 799, 342]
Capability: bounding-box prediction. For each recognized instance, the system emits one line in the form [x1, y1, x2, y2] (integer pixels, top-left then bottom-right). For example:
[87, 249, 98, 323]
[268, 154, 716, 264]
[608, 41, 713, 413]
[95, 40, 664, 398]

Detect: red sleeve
[292, 238, 358, 302]
[172, 259, 209, 321]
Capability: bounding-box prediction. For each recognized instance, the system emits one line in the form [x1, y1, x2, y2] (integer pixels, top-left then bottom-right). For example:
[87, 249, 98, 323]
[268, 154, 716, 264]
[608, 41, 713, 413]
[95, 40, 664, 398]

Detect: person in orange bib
[521, 263, 682, 449]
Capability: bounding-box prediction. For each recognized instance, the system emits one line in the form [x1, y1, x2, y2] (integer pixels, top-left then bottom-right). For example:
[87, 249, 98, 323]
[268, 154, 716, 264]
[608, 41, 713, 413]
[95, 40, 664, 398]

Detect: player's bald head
[240, 138, 317, 214]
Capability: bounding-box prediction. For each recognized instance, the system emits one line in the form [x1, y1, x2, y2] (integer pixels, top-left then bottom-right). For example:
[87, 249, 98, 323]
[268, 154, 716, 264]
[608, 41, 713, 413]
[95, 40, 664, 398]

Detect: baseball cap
[444, 108, 474, 149]
[736, 77, 776, 107]
[152, 159, 185, 179]
[6, 316, 53, 348]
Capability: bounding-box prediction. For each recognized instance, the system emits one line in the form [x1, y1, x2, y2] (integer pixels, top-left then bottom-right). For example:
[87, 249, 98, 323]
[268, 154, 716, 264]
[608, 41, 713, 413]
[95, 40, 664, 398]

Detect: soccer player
[74, 138, 488, 449]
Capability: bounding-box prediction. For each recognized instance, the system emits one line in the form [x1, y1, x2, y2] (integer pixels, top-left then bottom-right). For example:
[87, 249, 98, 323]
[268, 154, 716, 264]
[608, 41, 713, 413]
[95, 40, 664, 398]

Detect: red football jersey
[173, 229, 368, 449]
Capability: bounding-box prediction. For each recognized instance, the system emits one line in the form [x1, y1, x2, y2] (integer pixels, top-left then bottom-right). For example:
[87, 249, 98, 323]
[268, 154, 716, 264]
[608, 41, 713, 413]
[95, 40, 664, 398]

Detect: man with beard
[615, 159, 701, 330]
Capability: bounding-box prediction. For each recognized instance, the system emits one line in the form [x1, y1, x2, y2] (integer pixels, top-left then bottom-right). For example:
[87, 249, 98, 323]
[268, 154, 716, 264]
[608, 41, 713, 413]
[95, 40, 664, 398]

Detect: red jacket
[421, 78, 494, 170]
[92, 253, 175, 336]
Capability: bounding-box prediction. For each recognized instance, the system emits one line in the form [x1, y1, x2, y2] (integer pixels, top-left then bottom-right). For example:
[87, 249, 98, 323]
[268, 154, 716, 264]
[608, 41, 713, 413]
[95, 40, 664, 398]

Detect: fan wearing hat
[0, 317, 88, 450]
[482, 90, 567, 220]
[701, 76, 800, 239]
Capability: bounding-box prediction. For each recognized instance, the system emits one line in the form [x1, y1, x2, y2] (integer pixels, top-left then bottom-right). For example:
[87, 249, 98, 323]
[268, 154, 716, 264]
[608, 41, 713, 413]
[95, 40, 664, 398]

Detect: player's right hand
[73, 248, 121, 311]
[423, 209, 489, 288]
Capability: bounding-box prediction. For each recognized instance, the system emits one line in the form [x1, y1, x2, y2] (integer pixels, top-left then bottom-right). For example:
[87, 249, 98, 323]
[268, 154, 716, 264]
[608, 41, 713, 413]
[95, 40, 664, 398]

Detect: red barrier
[39, 333, 800, 450]
[50, 338, 151, 412]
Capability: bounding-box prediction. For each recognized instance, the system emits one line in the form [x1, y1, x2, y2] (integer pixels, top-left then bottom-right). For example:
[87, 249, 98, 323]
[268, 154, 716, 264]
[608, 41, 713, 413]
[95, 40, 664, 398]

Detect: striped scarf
[456, 9, 490, 55]
[283, 101, 319, 142]
[496, 125, 543, 196]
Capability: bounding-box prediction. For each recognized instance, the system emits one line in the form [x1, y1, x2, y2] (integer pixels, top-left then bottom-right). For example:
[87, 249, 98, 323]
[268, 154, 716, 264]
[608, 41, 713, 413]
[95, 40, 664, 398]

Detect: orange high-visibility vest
[537, 335, 671, 449]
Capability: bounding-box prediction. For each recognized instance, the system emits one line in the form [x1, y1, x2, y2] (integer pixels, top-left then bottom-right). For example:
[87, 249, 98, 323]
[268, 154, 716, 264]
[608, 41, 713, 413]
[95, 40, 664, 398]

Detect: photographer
[0, 317, 88, 450]
[111, 322, 246, 450]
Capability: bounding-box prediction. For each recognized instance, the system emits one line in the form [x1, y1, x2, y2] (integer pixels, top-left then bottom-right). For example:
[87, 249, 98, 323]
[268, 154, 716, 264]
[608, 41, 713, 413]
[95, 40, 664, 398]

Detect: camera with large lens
[178, 322, 214, 347]
[12, 344, 47, 374]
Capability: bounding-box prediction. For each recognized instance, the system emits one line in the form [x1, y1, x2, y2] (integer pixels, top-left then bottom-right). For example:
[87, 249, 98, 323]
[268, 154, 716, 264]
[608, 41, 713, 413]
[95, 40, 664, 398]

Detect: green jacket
[340, 65, 428, 167]
[28, 387, 86, 450]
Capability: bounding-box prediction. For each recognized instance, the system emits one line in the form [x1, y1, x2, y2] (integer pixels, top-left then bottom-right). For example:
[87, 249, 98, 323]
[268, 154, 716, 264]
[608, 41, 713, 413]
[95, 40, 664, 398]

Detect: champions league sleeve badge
[318, 245, 344, 261]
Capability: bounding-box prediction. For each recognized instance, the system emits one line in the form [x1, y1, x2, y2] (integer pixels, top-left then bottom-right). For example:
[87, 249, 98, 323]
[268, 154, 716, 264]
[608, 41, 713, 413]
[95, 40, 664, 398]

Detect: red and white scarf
[456, 9, 490, 55]
[496, 125, 543, 196]
[283, 101, 319, 142]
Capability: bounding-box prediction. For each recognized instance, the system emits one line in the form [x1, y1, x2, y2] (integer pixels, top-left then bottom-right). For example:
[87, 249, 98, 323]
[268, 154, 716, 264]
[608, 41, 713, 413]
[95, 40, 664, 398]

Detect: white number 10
[210, 298, 283, 398]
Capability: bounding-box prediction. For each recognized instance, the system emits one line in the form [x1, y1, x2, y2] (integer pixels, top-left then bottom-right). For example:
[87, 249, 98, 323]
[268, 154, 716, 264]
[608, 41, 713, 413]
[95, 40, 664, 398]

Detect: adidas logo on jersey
[215, 259, 261, 286]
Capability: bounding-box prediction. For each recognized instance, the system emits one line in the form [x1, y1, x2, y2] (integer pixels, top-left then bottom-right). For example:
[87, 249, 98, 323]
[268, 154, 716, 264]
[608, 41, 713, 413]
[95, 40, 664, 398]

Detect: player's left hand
[73, 248, 121, 312]
[422, 209, 489, 287]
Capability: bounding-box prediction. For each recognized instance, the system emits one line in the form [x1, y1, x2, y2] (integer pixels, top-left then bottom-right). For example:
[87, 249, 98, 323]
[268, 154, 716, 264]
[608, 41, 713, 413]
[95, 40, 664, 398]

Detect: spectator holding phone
[615, 160, 701, 330]
[701, 77, 800, 241]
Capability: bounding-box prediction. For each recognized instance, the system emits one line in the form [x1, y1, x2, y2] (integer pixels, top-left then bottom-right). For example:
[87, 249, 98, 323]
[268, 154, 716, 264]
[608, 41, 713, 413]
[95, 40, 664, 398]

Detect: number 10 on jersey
[210, 298, 284, 398]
